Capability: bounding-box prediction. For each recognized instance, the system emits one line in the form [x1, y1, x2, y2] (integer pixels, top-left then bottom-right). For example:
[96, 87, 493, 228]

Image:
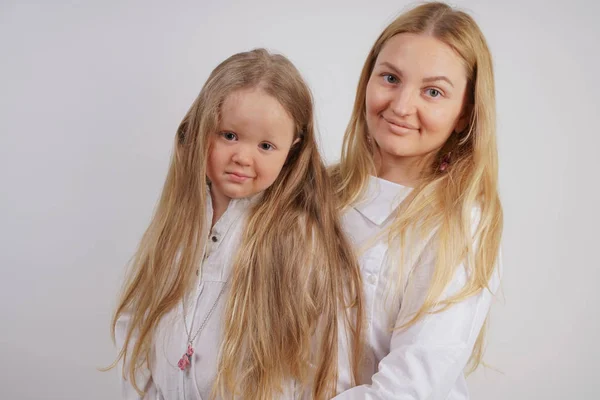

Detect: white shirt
[334, 176, 501, 400]
[116, 194, 296, 400]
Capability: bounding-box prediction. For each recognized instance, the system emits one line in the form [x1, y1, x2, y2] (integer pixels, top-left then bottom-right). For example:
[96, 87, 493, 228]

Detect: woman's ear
[455, 103, 473, 134]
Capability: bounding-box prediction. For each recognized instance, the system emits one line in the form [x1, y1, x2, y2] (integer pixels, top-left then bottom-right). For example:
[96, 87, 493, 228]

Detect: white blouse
[116, 194, 296, 400]
[335, 176, 502, 400]
[116, 176, 500, 399]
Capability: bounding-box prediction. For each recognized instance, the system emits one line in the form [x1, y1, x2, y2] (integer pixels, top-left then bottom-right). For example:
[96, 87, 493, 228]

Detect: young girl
[111, 49, 363, 400]
[331, 2, 503, 398]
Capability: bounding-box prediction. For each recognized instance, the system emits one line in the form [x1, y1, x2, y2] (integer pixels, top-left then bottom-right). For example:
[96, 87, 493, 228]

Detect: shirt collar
[206, 186, 262, 236]
[353, 175, 412, 226]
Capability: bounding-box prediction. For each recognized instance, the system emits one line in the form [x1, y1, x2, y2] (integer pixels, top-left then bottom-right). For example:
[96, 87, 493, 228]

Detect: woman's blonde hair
[330, 2, 502, 372]
[111, 48, 363, 399]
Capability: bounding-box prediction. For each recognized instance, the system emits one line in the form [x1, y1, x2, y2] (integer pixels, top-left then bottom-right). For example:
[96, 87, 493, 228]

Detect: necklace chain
[182, 205, 243, 347]
[183, 281, 227, 345]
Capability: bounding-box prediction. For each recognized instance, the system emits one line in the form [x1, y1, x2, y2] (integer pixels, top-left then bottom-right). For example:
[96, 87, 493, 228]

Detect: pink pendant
[178, 345, 194, 370]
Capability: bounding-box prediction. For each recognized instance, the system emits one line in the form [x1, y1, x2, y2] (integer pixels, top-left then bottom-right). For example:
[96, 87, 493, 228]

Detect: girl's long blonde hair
[111, 49, 363, 399]
[330, 2, 502, 372]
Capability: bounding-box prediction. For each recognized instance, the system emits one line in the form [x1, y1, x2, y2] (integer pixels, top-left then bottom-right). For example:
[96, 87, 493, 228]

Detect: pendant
[178, 344, 194, 370]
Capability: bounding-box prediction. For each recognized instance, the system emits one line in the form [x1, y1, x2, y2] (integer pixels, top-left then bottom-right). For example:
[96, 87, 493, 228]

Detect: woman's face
[365, 33, 470, 164]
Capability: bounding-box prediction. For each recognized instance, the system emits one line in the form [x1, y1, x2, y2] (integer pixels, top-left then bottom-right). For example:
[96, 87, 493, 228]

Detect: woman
[331, 2, 503, 398]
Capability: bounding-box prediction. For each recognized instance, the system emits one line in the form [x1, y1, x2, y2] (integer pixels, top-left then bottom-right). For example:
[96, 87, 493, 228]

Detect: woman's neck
[374, 151, 423, 188]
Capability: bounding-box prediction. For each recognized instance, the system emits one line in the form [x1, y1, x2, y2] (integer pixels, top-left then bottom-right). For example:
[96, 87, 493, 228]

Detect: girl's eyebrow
[219, 126, 282, 143]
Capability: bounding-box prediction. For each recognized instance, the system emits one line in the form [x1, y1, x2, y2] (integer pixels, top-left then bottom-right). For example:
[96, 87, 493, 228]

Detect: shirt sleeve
[115, 312, 158, 399]
[333, 215, 502, 400]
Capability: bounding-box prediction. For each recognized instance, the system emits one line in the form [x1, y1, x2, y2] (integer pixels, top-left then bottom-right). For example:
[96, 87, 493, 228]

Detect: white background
[1, 0, 599, 399]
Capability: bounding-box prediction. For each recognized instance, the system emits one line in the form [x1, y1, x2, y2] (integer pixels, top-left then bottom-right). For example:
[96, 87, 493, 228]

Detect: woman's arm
[333, 240, 502, 400]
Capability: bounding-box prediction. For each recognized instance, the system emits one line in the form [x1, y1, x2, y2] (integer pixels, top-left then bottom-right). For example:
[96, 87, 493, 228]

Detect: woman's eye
[221, 132, 237, 141]
[426, 88, 442, 98]
[259, 142, 273, 151]
[383, 74, 399, 84]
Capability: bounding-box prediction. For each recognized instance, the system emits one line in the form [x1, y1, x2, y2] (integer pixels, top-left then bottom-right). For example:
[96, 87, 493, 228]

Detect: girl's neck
[210, 187, 231, 228]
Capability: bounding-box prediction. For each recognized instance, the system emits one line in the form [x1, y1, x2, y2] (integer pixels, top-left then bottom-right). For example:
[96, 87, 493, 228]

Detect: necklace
[178, 281, 228, 370]
[177, 201, 244, 371]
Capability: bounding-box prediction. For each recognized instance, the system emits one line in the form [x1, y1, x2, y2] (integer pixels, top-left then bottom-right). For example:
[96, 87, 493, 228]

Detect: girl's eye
[425, 88, 442, 98]
[259, 142, 274, 151]
[221, 131, 237, 141]
[383, 74, 399, 84]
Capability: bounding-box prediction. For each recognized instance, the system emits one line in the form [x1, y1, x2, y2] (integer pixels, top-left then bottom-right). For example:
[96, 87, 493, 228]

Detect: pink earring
[439, 152, 451, 172]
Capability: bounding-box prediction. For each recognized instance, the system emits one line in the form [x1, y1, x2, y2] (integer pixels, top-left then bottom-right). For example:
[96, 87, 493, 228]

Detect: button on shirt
[116, 193, 296, 400]
[335, 176, 502, 400]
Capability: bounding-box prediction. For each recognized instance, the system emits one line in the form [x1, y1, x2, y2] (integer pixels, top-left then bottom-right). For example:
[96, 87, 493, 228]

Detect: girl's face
[365, 33, 469, 164]
[207, 87, 296, 201]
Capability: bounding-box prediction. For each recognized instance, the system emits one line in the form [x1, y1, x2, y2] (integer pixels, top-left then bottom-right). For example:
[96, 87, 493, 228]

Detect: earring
[439, 152, 451, 172]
